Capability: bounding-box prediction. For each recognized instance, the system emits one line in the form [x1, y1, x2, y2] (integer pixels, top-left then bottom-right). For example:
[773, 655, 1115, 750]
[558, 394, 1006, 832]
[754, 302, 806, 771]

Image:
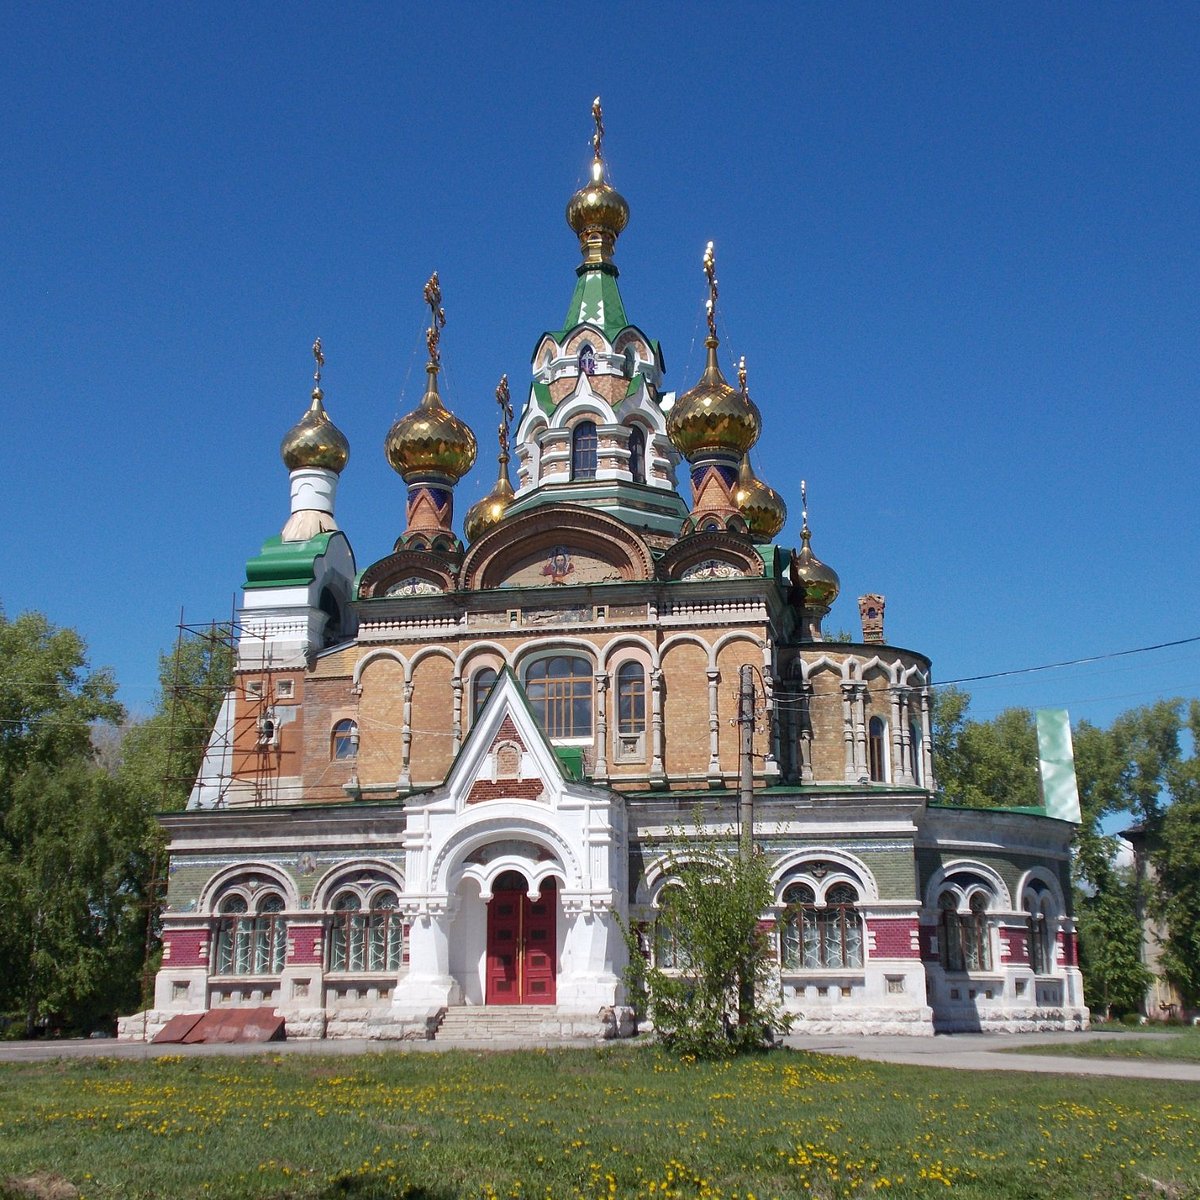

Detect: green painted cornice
[244, 533, 334, 589]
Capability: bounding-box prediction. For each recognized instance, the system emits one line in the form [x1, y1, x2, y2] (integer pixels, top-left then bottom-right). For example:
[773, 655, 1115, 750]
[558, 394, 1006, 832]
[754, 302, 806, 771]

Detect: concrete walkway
[782, 1030, 1200, 1082]
[1, 1030, 1198, 1082]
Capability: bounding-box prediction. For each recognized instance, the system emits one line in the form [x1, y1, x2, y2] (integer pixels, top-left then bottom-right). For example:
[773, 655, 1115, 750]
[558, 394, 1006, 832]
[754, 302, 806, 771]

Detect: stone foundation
[934, 1006, 1090, 1034]
[782, 1004, 935, 1037]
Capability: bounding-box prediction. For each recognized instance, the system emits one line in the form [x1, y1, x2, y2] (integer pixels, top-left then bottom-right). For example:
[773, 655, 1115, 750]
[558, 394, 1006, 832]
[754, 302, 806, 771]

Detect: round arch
[198, 861, 298, 914]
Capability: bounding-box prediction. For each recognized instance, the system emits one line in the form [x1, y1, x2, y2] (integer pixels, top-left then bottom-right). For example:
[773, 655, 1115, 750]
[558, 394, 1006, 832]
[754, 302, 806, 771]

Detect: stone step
[434, 1005, 605, 1042]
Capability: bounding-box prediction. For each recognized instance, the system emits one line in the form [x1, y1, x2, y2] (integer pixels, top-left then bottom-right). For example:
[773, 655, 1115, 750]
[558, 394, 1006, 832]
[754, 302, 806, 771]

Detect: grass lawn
[1, 1045, 1197, 1200]
[1006, 1027, 1200, 1064]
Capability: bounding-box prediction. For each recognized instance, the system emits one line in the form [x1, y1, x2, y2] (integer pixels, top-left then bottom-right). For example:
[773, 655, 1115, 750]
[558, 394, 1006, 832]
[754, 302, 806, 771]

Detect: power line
[937, 635, 1200, 687]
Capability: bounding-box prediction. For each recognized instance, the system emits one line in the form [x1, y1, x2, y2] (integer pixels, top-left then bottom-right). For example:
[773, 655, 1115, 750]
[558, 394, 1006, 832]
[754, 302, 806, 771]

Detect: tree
[1154, 699, 1200, 1005]
[931, 686, 1039, 808]
[625, 843, 784, 1058]
[0, 606, 135, 1035]
[117, 624, 234, 814]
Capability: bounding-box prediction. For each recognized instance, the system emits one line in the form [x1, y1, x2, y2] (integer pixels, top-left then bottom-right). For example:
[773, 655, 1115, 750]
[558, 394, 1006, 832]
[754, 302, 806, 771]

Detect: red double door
[485, 872, 556, 1005]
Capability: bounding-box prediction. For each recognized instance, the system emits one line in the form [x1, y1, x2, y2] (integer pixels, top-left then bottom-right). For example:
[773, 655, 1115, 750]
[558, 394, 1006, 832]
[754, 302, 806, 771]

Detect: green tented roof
[561, 269, 629, 339]
[245, 534, 334, 589]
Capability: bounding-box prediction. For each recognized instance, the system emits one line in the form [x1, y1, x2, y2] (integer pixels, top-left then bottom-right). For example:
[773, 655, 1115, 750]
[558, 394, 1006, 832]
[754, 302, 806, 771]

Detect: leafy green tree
[625, 845, 784, 1058]
[931, 686, 1039, 808]
[118, 624, 234, 814]
[1154, 699, 1200, 1004]
[0, 607, 133, 1035]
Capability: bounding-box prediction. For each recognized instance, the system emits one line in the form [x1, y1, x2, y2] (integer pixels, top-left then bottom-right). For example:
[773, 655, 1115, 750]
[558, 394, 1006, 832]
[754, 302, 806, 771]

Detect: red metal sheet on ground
[182, 1007, 285, 1043]
[152, 1013, 206, 1044]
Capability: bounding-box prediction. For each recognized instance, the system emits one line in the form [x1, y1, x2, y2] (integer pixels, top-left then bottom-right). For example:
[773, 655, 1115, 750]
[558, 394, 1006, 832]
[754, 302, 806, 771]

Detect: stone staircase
[433, 1005, 621, 1043]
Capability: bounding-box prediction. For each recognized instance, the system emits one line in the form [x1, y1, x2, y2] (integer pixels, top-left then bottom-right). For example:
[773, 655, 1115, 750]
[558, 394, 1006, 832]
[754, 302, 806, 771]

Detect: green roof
[561, 269, 629, 339]
[244, 533, 334, 589]
[531, 380, 554, 415]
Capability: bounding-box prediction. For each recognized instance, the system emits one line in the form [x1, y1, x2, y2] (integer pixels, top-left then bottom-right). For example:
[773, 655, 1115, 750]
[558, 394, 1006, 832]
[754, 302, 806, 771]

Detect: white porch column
[841, 682, 857, 782]
[393, 896, 462, 1014]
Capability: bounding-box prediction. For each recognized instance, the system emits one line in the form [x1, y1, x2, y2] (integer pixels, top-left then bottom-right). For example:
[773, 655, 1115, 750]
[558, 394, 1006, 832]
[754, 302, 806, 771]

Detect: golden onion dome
[567, 159, 630, 261]
[464, 469, 515, 544]
[792, 525, 841, 609]
[734, 454, 787, 540]
[667, 338, 762, 460]
[384, 363, 477, 483]
[281, 386, 350, 474]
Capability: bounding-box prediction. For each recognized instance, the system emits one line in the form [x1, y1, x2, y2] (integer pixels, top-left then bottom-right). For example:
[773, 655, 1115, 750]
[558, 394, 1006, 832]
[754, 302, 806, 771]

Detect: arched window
[868, 716, 887, 781]
[654, 886, 692, 970]
[525, 655, 592, 739]
[571, 420, 598, 481]
[627, 424, 646, 484]
[909, 720, 922, 784]
[1026, 891, 1054, 975]
[939, 890, 991, 973]
[329, 889, 403, 973]
[578, 344, 596, 376]
[332, 719, 358, 761]
[616, 661, 646, 735]
[472, 668, 498, 718]
[213, 891, 286, 976]
[782, 882, 863, 970]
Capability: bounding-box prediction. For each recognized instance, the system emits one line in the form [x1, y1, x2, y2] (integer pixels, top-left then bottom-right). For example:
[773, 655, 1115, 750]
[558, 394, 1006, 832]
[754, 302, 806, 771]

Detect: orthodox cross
[495, 375, 513, 462]
[591, 96, 605, 163]
[312, 337, 325, 385]
[738, 354, 747, 394]
[703, 240, 719, 341]
[801, 478, 810, 533]
[424, 272, 446, 365]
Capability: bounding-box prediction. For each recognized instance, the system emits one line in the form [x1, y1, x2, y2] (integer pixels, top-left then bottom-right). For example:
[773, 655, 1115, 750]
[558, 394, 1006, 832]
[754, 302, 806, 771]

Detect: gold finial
[495, 374, 514, 461]
[591, 96, 605, 165]
[737, 355, 747, 394]
[703, 241, 719, 342]
[801, 479, 810, 534]
[312, 337, 325, 386]
[423, 272, 446, 366]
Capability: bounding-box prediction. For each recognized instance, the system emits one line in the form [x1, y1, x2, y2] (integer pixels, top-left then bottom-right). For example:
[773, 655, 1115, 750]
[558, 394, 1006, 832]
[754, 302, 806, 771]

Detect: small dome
[464, 470, 515, 544]
[385, 365, 477, 484]
[567, 160, 630, 250]
[792, 525, 841, 609]
[281, 387, 349, 474]
[734, 454, 787, 540]
[667, 338, 761, 460]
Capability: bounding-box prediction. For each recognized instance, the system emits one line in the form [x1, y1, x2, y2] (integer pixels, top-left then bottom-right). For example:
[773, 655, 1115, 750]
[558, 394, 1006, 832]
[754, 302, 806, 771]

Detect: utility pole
[738, 663, 756, 863]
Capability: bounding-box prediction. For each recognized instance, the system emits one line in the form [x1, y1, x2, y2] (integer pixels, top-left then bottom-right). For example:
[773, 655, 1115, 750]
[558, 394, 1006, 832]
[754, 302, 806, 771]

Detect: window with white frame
[627, 424, 646, 484]
[939, 888, 992, 973]
[571, 420, 598, 480]
[328, 888, 403, 973]
[653, 885, 692, 970]
[781, 881, 864, 970]
[331, 719, 358, 761]
[472, 667, 498, 718]
[1025, 886, 1055, 975]
[212, 890, 287, 975]
[524, 655, 593, 739]
[868, 716, 887, 782]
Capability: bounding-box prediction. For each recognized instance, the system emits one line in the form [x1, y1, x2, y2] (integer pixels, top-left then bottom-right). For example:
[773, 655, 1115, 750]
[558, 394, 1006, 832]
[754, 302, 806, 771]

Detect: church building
[124, 104, 1088, 1042]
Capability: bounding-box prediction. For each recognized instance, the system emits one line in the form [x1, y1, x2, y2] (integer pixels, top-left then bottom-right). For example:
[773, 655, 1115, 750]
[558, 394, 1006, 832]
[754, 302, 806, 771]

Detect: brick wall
[162, 928, 209, 967]
[867, 917, 920, 958]
[288, 925, 324, 966]
[660, 640, 710, 779]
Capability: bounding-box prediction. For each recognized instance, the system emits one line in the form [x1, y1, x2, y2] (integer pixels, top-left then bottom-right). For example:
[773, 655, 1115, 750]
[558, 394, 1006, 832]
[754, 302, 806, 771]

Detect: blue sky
[4, 4, 1197, 730]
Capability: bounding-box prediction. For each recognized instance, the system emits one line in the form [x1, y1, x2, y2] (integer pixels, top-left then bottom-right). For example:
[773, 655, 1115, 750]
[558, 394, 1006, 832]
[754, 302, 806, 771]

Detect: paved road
[1, 1029, 1198, 1081]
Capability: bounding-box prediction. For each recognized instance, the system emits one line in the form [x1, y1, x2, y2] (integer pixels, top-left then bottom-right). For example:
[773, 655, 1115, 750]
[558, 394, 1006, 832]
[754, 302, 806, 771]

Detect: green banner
[1036, 708, 1081, 824]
